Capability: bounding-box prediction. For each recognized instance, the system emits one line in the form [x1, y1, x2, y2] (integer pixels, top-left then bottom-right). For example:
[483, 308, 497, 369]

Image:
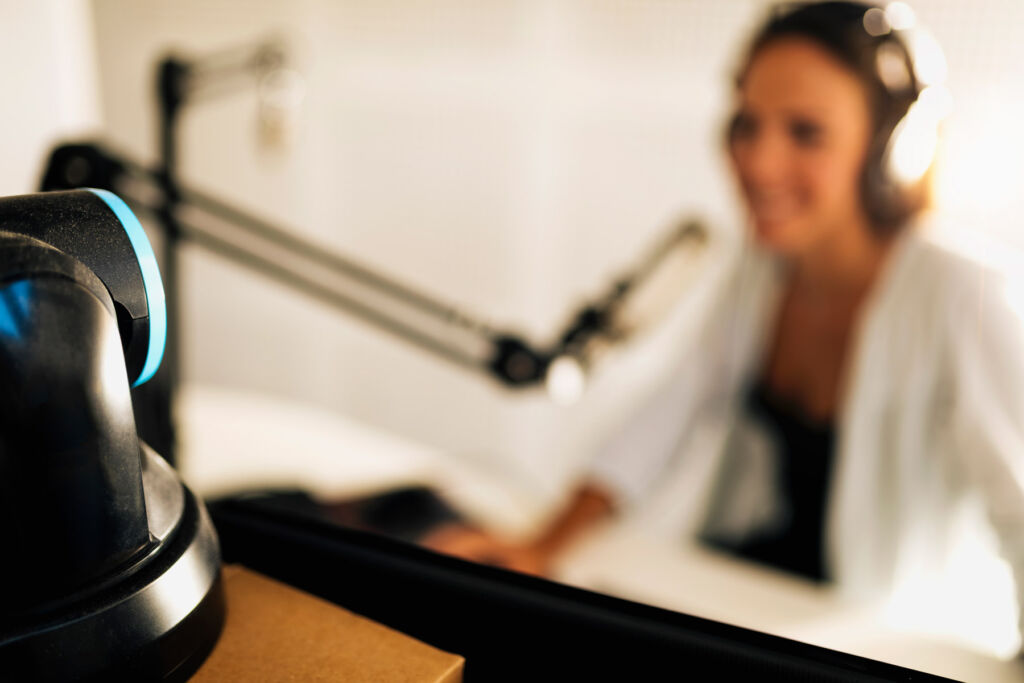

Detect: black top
[714, 380, 838, 583]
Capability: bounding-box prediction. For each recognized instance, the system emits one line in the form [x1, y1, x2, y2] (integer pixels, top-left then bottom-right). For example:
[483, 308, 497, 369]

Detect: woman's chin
[751, 219, 799, 254]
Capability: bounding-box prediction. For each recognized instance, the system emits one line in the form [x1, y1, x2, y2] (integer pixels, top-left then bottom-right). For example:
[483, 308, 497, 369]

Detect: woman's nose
[735, 130, 787, 186]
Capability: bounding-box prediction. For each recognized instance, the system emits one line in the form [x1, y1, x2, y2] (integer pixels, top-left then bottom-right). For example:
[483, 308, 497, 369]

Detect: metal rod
[122, 195, 488, 374]
[181, 187, 496, 337]
[112, 152, 497, 340]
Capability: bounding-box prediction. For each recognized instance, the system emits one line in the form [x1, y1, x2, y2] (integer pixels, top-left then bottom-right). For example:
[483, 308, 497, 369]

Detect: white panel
[0, 0, 100, 194]
[86, 0, 1024, 520]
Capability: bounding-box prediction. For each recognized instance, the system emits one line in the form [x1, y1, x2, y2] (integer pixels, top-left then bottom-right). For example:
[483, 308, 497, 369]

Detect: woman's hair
[731, 1, 931, 237]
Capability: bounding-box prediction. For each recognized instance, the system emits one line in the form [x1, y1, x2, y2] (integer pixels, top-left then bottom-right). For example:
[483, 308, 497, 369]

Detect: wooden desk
[191, 566, 464, 682]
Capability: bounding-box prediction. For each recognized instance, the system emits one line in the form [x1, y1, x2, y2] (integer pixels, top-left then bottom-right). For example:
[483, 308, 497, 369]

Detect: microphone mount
[40, 38, 707, 459]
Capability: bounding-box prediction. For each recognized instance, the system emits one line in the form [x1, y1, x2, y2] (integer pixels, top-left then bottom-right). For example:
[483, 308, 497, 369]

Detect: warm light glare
[884, 2, 916, 31]
[888, 101, 939, 184]
[882, 520, 1021, 659]
[909, 31, 948, 86]
[916, 84, 952, 120]
[546, 355, 586, 406]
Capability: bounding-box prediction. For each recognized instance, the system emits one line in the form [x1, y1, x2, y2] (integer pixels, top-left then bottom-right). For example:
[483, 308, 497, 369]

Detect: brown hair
[730, 2, 931, 237]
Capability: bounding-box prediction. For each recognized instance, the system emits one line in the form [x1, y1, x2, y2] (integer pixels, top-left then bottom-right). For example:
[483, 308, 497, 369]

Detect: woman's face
[729, 38, 874, 256]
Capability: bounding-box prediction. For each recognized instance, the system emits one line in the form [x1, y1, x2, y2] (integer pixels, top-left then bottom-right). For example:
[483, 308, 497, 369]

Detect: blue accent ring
[86, 188, 166, 387]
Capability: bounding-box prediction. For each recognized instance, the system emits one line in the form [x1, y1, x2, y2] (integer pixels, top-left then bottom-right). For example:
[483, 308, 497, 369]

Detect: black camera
[0, 190, 223, 682]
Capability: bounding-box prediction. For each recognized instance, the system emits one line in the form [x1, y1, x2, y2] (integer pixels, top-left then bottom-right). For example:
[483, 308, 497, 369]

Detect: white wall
[86, 0, 755, 518]
[85, 0, 1024, 522]
[0, 0, 101, 195]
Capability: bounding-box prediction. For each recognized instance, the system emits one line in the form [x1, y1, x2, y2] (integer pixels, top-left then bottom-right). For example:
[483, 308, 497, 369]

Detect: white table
[178, 384, 1024, 682]
[556, 525, 1024, 682]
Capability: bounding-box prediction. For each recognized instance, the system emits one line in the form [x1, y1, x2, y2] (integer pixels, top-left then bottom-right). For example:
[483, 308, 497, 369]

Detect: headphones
[858, 2, 949, 231]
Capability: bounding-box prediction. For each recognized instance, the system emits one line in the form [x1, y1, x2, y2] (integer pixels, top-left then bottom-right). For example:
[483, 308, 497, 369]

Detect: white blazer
[590, 223, 1024, 642]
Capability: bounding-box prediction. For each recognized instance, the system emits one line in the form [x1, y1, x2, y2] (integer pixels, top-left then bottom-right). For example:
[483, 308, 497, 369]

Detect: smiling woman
[426, 0, 1024, 655]
[729, 38, 876, 259]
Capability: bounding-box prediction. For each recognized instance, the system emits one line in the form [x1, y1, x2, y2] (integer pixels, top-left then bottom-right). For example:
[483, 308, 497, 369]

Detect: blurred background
[6, 0, 1024, 518]
[5, 0, 1024, 523]
[6, 0, 1024, 667]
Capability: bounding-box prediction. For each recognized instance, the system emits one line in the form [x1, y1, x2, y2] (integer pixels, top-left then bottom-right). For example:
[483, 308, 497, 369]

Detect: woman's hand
[421, 482, 615, 577]
[421, 525, 552, 576]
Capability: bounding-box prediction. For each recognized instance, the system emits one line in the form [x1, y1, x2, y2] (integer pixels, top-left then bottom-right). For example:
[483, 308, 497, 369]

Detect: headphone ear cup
[862, 31, 941, 233]
[866, 23, 949, 232]
[861, 121, 904, 232]
[865, 107, 944, 235]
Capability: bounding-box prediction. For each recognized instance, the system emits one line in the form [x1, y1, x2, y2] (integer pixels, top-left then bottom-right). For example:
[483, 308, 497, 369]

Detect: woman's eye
[730, 113, 758, 140]
[790, 120, 823, 146]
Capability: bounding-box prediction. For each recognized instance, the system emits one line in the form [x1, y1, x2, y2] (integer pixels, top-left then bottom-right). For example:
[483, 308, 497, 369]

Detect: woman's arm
[950, 267, 1024, 646]
[422, 482, 614, 576]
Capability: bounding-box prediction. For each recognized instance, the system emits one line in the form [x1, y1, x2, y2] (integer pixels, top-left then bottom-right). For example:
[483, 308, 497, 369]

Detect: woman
[428, 0, 1024, 635]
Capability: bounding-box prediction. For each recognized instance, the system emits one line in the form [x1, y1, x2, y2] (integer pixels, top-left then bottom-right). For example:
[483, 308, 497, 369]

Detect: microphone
[544, 217, 708, 405]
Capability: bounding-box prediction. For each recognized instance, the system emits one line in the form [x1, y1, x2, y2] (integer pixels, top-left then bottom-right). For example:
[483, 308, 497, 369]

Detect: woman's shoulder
[887, 219, 1022, 305]
[887, 219, 1024, 350]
